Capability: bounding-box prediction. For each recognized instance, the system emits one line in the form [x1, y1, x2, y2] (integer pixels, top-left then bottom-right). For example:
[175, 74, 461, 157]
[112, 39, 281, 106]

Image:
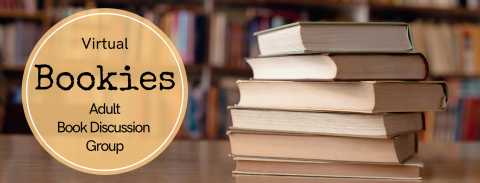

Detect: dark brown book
[246, 53, 428, 81]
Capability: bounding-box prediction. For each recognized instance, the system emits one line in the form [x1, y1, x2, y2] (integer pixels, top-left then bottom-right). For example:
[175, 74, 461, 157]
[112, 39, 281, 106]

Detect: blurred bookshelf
[0, 11, 44, 19]
[1, 0, 480, 141]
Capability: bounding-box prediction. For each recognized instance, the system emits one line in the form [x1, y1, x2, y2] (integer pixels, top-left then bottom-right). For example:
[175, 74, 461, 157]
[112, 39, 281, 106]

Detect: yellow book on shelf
[472, 24, 480, 76]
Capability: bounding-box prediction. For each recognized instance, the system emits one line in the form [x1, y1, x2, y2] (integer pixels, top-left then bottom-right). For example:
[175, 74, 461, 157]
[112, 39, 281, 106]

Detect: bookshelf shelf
[369, 5, 480, 17]
[217, 0, 480, 17]
[2, 65, 26, 72]
[217, 0, 365, 7]
[0, 11, 43, 20]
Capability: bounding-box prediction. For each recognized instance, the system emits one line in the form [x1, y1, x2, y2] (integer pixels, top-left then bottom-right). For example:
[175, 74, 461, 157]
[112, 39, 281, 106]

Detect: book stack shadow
[227, 22, 449, 180]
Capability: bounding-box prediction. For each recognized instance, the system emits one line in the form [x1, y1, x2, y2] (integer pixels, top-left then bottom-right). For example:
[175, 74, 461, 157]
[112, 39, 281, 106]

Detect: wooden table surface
[0, 135, 479, 183]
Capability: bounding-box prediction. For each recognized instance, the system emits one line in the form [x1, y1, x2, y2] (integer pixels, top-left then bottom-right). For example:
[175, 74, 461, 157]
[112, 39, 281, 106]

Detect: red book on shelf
[230, 22, 244, 68]
[461, 98, 477, 141]
[4, 0, 10, 11]
[466, 99, 480, 141]
[206, 86, 219, 139]
[9, 0, 16, 10]
[0, 0, 5, 11]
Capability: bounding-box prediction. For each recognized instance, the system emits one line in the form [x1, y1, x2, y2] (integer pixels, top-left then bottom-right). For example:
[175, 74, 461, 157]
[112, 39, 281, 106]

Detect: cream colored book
[236, 80, 448, 113]
[228, 130, 415, 164]
[233, 155, 423, 180]
[245, 53, 428, 81]
[229, 108, 424, 138]
[254, 22, 414, 56]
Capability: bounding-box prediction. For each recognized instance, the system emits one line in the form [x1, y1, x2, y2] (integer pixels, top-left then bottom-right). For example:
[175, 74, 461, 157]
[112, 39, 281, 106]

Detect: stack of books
[228, 22, 449, 180]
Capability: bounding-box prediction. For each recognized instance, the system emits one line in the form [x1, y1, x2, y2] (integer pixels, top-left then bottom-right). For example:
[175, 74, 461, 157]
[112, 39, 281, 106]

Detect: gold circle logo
[22, 9, 188, 174]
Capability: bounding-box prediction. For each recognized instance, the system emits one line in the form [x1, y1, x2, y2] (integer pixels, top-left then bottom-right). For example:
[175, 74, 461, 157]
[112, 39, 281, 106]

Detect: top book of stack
[255, 22, 414, 56]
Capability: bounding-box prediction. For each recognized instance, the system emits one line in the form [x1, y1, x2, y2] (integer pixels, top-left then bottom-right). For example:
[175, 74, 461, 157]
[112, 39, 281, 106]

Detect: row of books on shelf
[372, 0, 480, 9]
[0, 0, 40, 15]
[51, 5, 250, 67]
[178, 77, 243, 139]
[146, 6, 305, 67]
[209, 7, 303, 67]
[49, 5, 206, 65]
[49, 1, 96, 23]
[0, 20, 41, 68]
[411, 20, 480, 77]
[144, 6, 303, 67]
[51, 6, 88, 23]
[421, 78, 480, 142]
[155, 10, 207, 65]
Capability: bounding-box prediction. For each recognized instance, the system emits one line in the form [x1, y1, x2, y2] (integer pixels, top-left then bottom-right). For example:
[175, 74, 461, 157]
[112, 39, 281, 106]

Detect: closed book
[228, 130, 416, 164]
[233, 155, 423, 180]
[229, 108, 424, 138]
[236, 80, 448, 113]
[235, 174, 422, 183]
[254, 22, 414, 56]
[246, 53, 428, 81]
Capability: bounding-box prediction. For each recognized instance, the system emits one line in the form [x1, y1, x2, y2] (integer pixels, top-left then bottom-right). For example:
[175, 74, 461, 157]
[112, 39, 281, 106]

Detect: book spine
[206, 86, 218, 139]
[194, 15, 206, 63]
[187, 11, 195, 64]
[178, 10, 188, 63]
[454, 98, 464, 141]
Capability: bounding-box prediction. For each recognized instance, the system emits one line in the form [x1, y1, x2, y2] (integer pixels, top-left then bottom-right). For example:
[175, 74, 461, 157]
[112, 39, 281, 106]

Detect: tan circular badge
[22, 9, 188, 174]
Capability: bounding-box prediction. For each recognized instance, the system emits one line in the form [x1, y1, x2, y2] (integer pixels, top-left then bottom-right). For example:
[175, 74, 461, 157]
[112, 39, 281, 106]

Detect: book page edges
[232, 154, 424, 168]
[253, 22, 409, 36]
[228, 126, 424, 139]
[229, 105, 377, 114]
[228, 153, 412, 165]
[245, 52, 425, 60]
[232, 171, 422, 180]
[235, 80, 446, 84]
[234, 80, 449, 111]
[247, 52, 428, 81]
[228, 106, 423, 117]
[233, 174, 423, 182]
[258, 50, 413, 57]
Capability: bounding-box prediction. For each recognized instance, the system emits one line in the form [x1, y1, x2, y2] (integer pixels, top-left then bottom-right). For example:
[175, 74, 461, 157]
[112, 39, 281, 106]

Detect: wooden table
[0, 135, 479, 183]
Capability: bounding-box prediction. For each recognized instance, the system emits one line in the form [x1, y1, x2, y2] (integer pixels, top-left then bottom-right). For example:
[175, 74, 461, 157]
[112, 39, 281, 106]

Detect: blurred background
[0, 0, 477, 142]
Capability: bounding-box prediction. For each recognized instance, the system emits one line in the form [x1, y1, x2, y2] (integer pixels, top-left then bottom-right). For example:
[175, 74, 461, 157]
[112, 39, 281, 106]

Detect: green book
[254, 22, 415, 56]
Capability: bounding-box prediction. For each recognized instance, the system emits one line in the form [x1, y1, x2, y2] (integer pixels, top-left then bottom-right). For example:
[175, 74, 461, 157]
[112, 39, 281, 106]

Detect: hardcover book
[233, 155, 423, 180]
[236, 80, 448, 113]
[229, 130, 416, 164]
[254, 22, 414, 56]
[246, 53, 428, 81]
[235, 174, 422, 183]
[229, 108, 424, 138]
